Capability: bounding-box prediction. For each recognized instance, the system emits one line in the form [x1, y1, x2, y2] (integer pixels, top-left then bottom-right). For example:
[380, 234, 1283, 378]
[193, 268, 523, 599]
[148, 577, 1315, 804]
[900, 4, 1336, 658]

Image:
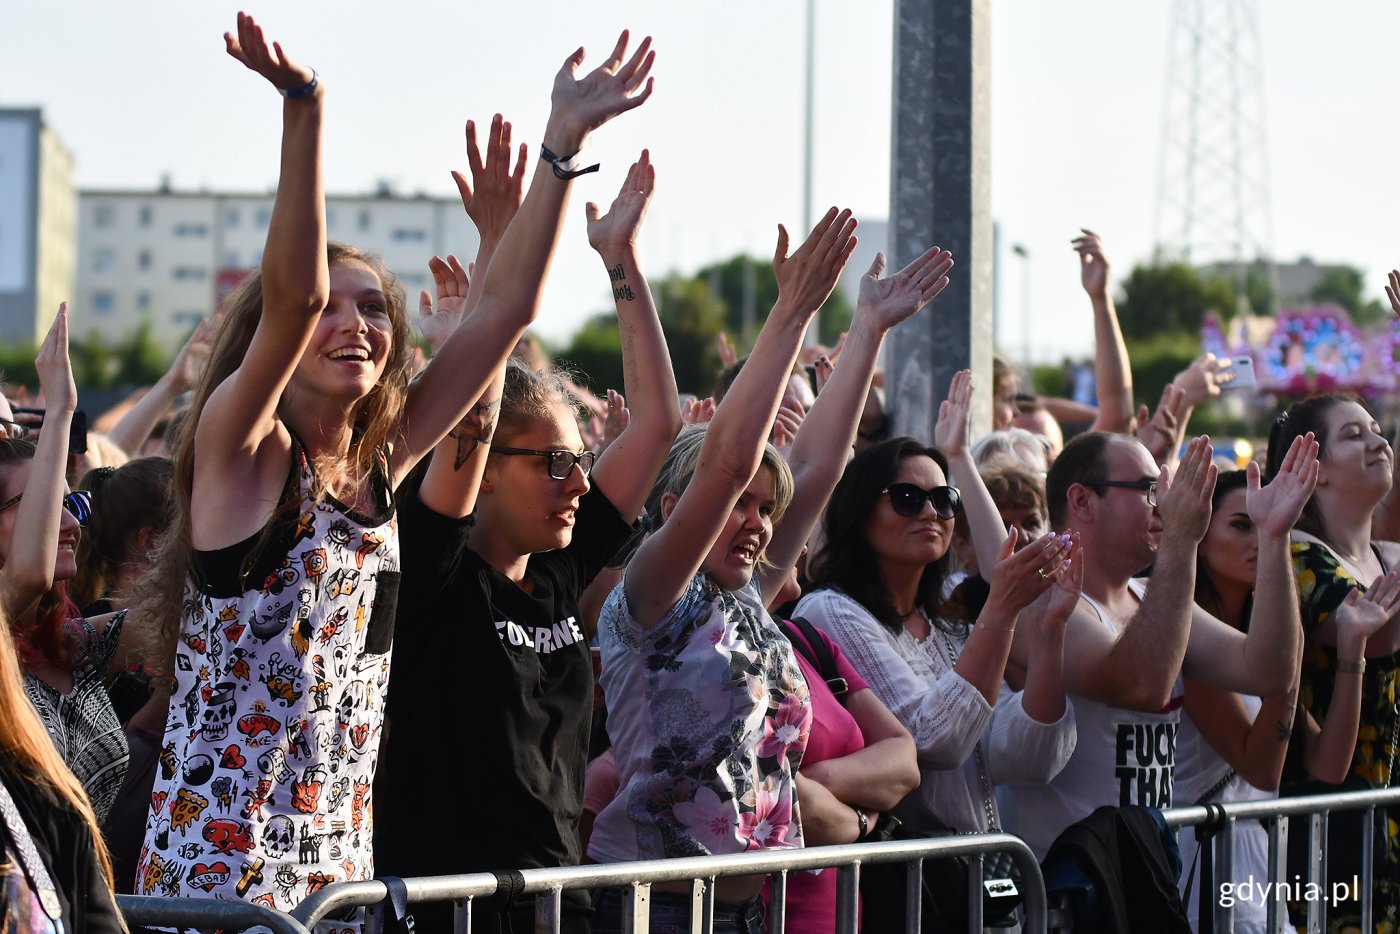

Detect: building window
[326, 208, 338, 230]
[136, 292, 151, 312]
[174, 223, 209, 237]
[139, 205, 152, 227]
[172, 267, 207, 282]
[173, 311, 203, 327]
[391, 228, 426, 243]
[138, 250, 152, 271]
[93, 248, 116, 273]
[93, 205, 115, 228]
[225, 207, 240, 227]
[255, 209, 271, 228]
[358, 210, 371, 232]
[92, 292, 115, 315]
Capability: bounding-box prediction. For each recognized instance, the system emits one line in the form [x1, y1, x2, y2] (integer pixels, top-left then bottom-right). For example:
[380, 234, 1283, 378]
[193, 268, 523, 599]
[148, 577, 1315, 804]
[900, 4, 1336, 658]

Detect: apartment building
[0, 108, 76, 345]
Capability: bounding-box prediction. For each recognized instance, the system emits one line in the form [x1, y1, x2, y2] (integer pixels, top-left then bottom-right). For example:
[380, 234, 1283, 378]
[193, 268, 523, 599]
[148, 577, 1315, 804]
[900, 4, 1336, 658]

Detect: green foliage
[1309, 266, 1388, 326]
[657, 275, 727, 396]
[1243, 265, 1276, 317]
[694, 255, 853, 346]
[114, 319, 170, 387]
[1124, 332, 1201, 408]
[1030, 365, 1069, 399]
[1116, 263, 1237, 340]
[0, 321, 180, 395]
[556, 313, 624, 395]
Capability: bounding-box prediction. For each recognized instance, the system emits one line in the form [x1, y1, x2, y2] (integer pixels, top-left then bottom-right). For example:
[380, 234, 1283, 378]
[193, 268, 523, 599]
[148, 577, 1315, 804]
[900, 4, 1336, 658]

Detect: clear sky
[4, 1, 1394, 363]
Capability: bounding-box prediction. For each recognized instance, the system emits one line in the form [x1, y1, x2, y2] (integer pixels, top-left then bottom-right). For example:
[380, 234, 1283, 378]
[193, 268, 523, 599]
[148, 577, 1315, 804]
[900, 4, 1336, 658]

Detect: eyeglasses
[0, 490, 93, 526]
[0, 420, 30, 440]
[881, 483, 962, 519]
[489, 446, 597, 480]
[1086, 478, 1158, 508]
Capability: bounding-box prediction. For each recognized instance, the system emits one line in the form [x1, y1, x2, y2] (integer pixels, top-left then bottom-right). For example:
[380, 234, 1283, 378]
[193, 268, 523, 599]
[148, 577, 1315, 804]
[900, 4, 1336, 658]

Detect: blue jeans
[591, 887, 764, 934]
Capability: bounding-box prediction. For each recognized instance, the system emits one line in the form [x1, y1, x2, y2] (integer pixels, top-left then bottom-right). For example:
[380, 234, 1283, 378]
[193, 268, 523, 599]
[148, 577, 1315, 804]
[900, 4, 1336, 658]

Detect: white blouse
[794, 588, 1076, 833]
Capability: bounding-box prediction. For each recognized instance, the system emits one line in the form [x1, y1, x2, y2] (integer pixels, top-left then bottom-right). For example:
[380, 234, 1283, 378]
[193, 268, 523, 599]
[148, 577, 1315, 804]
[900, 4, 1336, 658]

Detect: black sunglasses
[0, 489, 93, 526]
[1085, 478, 1158, 508]
[489, 446, 598, 480]
[881, 483, 961, 519]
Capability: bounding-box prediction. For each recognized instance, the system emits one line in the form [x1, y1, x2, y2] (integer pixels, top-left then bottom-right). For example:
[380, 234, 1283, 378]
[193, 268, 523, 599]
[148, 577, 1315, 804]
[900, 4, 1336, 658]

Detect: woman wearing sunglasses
[0, 304, 129, 828]
[797, 371, 1084, 837]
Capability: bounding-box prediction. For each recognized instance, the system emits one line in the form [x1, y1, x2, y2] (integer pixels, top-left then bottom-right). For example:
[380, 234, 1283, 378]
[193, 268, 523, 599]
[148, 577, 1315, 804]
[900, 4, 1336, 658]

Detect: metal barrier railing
[1160, 785, 1400, 934]
[117, 893, 312, 934]
[290, 833, 1046, 934]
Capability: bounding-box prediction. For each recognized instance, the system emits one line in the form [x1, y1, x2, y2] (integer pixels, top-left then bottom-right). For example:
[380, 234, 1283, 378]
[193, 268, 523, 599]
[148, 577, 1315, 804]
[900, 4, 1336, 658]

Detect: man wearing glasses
[996, 429, 1316, 859]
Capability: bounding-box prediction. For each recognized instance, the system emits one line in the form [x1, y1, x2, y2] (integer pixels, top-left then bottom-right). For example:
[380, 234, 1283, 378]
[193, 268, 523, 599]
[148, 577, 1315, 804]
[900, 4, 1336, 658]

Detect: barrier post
[966, 852, 984, 932]
[452, 895, 472, 933]
[1212, 815, 1235, 932]
[905, 858, 923, 930]
[834, 863, 859, 934]
[1306, 811, 1327, 932]
[693, 876, 714, 934]
[768, 871, 787, 934]
[537, 884, 563, 932]
[1265, 814, 1288, 932]
[1361, 807, 1375, 933]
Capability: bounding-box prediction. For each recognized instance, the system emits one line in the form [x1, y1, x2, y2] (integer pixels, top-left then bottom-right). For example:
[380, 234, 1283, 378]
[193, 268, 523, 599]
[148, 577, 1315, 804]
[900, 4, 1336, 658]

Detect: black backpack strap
[783, 617, 848, 704]
[380, 876, 415, 933]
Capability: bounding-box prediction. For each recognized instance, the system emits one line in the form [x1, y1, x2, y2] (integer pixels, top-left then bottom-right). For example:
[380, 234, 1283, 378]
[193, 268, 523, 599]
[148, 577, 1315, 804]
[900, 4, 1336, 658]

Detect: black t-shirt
[376, 475, 633, 885]
[0, 758, 123, 933]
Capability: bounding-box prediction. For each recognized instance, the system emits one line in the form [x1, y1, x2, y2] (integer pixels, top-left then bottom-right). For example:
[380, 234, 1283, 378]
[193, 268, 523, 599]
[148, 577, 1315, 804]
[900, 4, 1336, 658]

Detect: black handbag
[782, 618, 1023, 929]
[859, 793, 1024, 931]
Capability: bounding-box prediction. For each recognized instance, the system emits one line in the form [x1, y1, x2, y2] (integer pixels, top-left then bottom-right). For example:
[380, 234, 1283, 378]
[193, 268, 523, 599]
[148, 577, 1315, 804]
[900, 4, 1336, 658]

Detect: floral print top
[589, 571, 811, 862]
[1291, 537, 1400, 932]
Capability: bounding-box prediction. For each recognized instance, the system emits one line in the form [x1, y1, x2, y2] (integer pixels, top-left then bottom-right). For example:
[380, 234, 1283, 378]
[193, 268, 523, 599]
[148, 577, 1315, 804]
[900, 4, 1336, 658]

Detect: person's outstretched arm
[624, 208, 857, 627]
[392, 32, 656, 484]
[1075, 230, 1133, 434]
[2, 305, 75, 618]
[759, 247, 954, 604]
[585, 150, 683, 519]
[936, 369, 1008, 577]
[197, 13, 326, 479]
[1184, 438, 1316, 697]
[417, 115, 526, 518]
[107, 315, 216, 456]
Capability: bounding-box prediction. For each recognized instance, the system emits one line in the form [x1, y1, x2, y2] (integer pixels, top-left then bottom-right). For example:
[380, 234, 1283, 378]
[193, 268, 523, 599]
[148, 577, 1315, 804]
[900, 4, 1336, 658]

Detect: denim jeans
[591, 887, 764, 934]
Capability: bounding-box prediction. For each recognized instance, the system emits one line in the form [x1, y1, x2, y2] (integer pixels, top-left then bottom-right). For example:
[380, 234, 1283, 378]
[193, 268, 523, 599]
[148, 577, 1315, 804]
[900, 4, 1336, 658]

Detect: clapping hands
[934, 369, 975, 460]
[1246, 432, 1320, 538]
[417, 255, 471, 356]
[773, 208, 858, 319]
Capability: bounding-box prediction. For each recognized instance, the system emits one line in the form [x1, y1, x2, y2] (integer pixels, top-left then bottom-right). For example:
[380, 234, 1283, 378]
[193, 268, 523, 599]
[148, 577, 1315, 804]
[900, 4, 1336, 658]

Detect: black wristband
[281, 69, 319, 100]
[539, 144, 600, 180]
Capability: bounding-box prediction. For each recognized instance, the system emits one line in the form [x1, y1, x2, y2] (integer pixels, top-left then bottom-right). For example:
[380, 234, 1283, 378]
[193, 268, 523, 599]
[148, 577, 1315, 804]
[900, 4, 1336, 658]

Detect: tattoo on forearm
[608, 263, 634, 301]
[446, 398, 500, 471]
[1275, 719, 1293, 743]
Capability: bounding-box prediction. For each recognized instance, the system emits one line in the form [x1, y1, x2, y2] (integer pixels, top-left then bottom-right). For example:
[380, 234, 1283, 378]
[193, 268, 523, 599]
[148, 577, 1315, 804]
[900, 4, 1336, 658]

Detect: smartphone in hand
[1222, 356, 1257, 391]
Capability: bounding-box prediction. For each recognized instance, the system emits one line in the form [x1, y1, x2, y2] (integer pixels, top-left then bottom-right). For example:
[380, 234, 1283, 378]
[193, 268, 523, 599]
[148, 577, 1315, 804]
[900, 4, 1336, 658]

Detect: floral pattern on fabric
[1292, 539, 1400, 932]
[592, 573, 811, 862]
[136, 448, 397, 924]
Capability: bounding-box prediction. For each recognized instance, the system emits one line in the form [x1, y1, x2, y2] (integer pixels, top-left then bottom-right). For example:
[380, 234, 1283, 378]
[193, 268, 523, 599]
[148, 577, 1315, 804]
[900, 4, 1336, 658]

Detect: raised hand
[1173, 352, 1235, 408]
[716, 332, 739, 370]
[452, 115, 527, 245]
[585, 150, 655, 254]
[771, 402, 805, 460]
[417, 255, 471, 355]
[985, 528, 1074, 617]
[1042, 533, 1085, 629]
[1155, 435, 1218, 545]
[171, 313, 219, 392]
[1387, 270, 1400, 317]
[549, 31, 655, 145]
[682, 396, 715, 426]
[1135, 383, 1187, 464]
[1246, 432, 1320, 537]
[36, 303, 76, 414]
[856, 247, 955, 332]
[1073, 229, 1111, 300]
[224, 12, 314, 93]
[598, 389, 630, 452]
[934, 369, 974, 459]
[773, 207, 859, 317]
[1336, 573, 1400, 659]
[812, 355, 834, 393]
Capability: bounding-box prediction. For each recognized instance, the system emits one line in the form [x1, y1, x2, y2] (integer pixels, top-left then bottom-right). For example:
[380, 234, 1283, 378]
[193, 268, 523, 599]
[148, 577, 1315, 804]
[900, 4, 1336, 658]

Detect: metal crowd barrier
[1160, 785, 1400, 934]
[117, 893, 312, 934]
[291, 833, 1046, 934]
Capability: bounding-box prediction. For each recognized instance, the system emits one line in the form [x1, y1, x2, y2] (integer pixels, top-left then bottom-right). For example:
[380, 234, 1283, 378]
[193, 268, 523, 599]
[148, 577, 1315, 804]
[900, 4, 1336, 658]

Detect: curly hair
[806, 437, 958, 637]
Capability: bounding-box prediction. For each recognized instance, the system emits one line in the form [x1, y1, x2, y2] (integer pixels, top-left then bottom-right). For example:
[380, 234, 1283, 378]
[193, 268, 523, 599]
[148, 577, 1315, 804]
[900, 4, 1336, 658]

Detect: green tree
[1116, 262, 1237, 339]
[695, 254, 853, 346]
[71, 330, 116, 388]
[1309, 266, 1388, 326]
[114, 320, 171, 387]
[556, 313, 624, 395]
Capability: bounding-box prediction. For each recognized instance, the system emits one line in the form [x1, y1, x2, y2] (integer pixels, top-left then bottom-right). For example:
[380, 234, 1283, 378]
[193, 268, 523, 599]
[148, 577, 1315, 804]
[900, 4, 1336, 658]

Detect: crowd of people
[4, 12, 1400, 934]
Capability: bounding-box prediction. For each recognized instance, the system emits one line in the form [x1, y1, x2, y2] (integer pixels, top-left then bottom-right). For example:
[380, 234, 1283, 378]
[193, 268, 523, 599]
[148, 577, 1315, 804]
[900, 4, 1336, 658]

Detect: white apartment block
[0, 108, 76, 346]
[75, 186, 480, 346]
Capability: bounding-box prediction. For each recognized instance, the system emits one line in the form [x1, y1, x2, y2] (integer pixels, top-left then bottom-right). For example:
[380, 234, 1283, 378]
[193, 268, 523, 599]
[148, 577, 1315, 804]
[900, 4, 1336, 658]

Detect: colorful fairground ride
[1201, 305, 1400, 399]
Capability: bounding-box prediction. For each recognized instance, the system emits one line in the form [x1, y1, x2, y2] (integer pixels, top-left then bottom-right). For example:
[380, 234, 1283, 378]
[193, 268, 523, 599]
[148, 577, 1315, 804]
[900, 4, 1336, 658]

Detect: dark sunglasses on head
[881, 483, 961, 519]
[0, 489, 93, 526]
[0, 420, 31, 440]
[489, 445, 598, 480]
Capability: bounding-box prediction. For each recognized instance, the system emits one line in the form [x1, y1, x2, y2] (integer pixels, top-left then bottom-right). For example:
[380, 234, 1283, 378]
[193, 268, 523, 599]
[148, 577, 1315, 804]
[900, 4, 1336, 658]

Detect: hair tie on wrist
[540, 144, 600, 180]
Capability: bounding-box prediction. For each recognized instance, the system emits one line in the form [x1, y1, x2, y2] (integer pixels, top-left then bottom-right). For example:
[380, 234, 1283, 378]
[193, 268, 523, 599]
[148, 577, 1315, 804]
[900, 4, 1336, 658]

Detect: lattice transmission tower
[1153, 0, 1274, 278]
